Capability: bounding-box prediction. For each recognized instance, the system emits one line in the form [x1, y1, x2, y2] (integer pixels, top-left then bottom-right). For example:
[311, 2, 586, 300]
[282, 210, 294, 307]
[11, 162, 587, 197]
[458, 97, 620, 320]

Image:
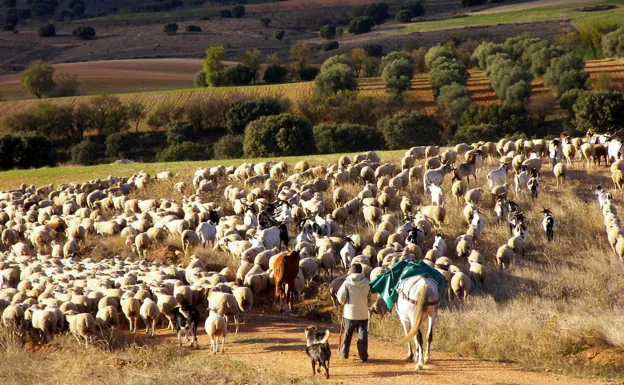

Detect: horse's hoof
[405, 355, 414, 362]
[416, 363, 424, 370]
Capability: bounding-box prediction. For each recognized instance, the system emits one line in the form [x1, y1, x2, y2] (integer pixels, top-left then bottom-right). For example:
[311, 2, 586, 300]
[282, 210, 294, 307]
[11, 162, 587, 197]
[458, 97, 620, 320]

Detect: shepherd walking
[337, 263, 370, 361]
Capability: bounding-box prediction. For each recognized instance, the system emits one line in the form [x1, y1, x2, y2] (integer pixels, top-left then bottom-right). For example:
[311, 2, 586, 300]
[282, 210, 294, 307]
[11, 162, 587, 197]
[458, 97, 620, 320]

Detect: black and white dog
[542, 208, 556, 242]
[172, 304, 200, 348]
[304, 326, 331, 379]
[528, 169, 539, 200]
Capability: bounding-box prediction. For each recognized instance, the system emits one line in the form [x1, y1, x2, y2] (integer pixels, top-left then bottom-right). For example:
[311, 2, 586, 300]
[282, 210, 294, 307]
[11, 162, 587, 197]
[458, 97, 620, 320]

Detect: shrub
[425, 44, 459, 70]
[0, 135, 23, 170]
[314, 64, 357, 98]
[3, 24, 15, 31]
[163, 23, 179, 35]
[525, 92, 557, 124]
[15, 136, 56, 169]
[321, 54, 352, 73]
[260, 17, 271, 27]
[203, 45, 226, 87]
[87, 94, 130, 135]
[52, 72, 79, 97]
[243, 113, 315, 157]
[157, 141, 210, 162]
[299, 66, 319, 81]
[314, 123, 384, 154]
[573, 91, 624, 132]
[274, 30, 284, 40]
[462, 0, 486, 6]
[362, 57, 379, 77]
[185, 25, 202, 32]
[602, 27, 624, 58]
[226, 99, 283, 135]
[382, 58, 414, 97]
[263, 65, 288, 84]
[543, 53, 588, 96]
[72, 26, 95, 40]
[429, 63, 465, 95]
[147, 103, 184, 129]
[411, 47, 427, 73]
[378, 111, 442, 149]
[219, 9, 232, 18]
[193, 71, 206, 87]
[18, 9, 32, 20]
[487, 56, 533, 103]
[471, 41, 506, 69]
[453, 124, 499, 144]
[559, 88, 585, 115]
[71, 139, 101, 165]
[38, 23, 55, 37]
[348, 16, 373, 34]
[437, 82, 472, 121]
[225, 64, 254, 86]
[213, 134, 244, 159]
[337, 27, 343, 37]
[320, 24, 336, 40]
[166, 121, 195, 146]
[21, 60, 56, 99]
[395, 10, 412, 23]
[105, 133, 133, 159]
[365, 3, 389, 25]
[380, 51, 413, 74]
[5, 14, 18, 26]
[321, 41, 339, 52]
[400, 0, 425, 17]
[364, 44, 383, 57]
[232, 5, 245, 18]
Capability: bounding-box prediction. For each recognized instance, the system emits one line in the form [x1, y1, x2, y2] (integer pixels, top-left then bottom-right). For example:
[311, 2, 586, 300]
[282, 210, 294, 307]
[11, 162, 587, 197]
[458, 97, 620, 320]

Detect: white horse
[396, 275, 440, 370]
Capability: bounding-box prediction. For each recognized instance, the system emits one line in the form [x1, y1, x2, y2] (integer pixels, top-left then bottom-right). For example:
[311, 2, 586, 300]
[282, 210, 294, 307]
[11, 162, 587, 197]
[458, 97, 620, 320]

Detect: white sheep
[428, 183, 445, 207]
[205, 311, 228, 354]
[140, 298, 161, 337]
[65, 311, 96, 346]
[232, 286, 253, 323]
[121, 297, 141, 333]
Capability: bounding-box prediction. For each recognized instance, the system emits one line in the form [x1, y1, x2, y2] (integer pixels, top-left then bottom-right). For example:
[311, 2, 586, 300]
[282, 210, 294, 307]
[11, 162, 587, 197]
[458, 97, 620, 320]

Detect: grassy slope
[399, 0, 624, 33]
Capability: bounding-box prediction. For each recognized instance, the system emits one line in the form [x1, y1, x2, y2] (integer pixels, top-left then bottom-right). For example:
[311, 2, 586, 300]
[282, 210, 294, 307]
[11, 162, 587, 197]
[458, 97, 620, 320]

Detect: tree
[314, 123, 384, 154]
[52, 72, 79, 97]
[260, 17, 271, 27]
[348, 16, 373, 34]
[147, 103, 184, 129]
[411, 47, 427, 73]
[244, 113, 316, 157]
[320, 24, 336, 40]
[578, 23, 618, 59]
[437, 83, 472, 121]
[573, 91, 624, 132]
[290, 42, 313, 71]
[471, 41, 506, 69]
[462, 0, 486, 6]
[163, 23, 178, 35]
[232, 5, 245, 18]
[364, 44, 383, 57]
[267, 52, 280, 66]
[592, 72, 623, 92]
[15, 136, 56, 169]
[241, 49, 262, 83]
[38, 23, 56, 37]
[226, 99, 283, 135]
[314, 64, 357, 98]
[429, 62, 465, 95]
[362, 56, 379, 77]
[185, 25, 201, 32]
[380, 51, 413, 74]
[157, 142, 210, 162]
[425, 44, 460, 70]
[299, 66, 319, 81]
[213, 134, 244, 159]
[400, 0, 425, 17]
[602, 27, 624, 59]
[203, 46, 226, 87]
[22, 60, 56, 99]
[263, 65, 288, 84]
[559, 88, 584, 116]
[453, 124, 499, 144]
[105, 132, 133, 159]
[320, 54, 351, 73]
[126, 102, 147, 133]
[395, 10, 412, 23]
[193, 71, 206, 87]
[382, 58, 414, 98]
[365, 3, 389, 25]
[274, 30, 285, 40]
[543, 53, 588, 96]
[166, 121, 195, 146]
[71, 140, 101, 165]
[225, 65, 254, 86]
[17, 9, 31, 20]
[526, 93, 557, 124]
[5, 14, 18, 26]
[349, 48, 367, 77]
[378, 111, 442, 149]
[219, 9, 232, 18]
[72, 26, 95, 40]
[86, 94, 130, 135]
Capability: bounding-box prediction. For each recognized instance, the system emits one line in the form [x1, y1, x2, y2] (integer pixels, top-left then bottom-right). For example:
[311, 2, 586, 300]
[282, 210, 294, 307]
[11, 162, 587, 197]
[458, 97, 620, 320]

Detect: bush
[38, 23, 56, 37]
[382, 58, 414, 97]
[193, 71, 206, 87]
[559, 88, 584, 114]
[213, 134, 244, 159]
[395, 10, 412, 23]
[226, 99, 283, 135]
[543, 53, 588, 96]
[320, 24, 336, 40]
[219, 9, 232, 18]
[429, 63, 465, 95]
[5, 14, 18, 26]
[363, 57, 379, 77]
[425, 44, 459, 70]
[166, 121, 195, 146]
[364, 44, 383, 57]
[314, 123, 384, 154]
[274, 30, 284, 40]
[602, 27, 624, 58]
[299, 66, 319, 81]
[157, 141, 210, 162]
[380, 51, 413, 74]
[72, 26, 95, 40]
[378, 111, 442, 149]
[321, 55, 352, 73]
[462, 0, 486, 6]
[163, 23, 178, 35]
[185, 25, 202, 32]
[348, 16, 373, 34]
[16, 136, 56, 169]
[225, 64, 254, 86]
[453, 124, 499, 144]
[573, 91, 624, 132]
[437, 82, 472, 121]
[314, 64, 357, 98]
[52, 72, 79, 97]
[260, 17, 271, 27]
[411, 47, 427, 73]
[321, 41, 339, 52]
[487, 56, 533, 103]
[471, 41, 506, 69]
[365, 3, 389, 25]
[243, 113, 315, 157]
[203, 45, 226, 87]
[105, 133, 133, 159]
[263, 65, 288, 84]
[71, 140, 101, 165]
[3, 24, 15, 31]
[400, 0, 425, 17]
[337, 27, 344, 37]
[232, 5, 245, 18]
[0, 135, 23, 170]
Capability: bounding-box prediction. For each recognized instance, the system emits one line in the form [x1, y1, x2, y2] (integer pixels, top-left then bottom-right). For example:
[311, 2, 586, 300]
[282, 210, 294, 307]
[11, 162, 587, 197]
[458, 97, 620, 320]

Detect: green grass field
[398, 0, 624, 33]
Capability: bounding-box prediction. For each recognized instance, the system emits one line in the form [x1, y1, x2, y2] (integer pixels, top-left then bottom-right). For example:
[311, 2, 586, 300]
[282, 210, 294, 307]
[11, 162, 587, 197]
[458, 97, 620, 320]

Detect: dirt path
[150, 314, 608, 385]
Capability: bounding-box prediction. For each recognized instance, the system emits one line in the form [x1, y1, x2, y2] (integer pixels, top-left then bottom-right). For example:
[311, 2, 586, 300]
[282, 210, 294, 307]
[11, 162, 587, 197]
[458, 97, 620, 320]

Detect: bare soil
[143, 314, 609, 385]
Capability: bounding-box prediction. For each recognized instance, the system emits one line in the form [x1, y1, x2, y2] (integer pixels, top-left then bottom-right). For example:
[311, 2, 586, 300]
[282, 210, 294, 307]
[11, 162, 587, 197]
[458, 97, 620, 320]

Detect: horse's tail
[400, 281, 429, 344]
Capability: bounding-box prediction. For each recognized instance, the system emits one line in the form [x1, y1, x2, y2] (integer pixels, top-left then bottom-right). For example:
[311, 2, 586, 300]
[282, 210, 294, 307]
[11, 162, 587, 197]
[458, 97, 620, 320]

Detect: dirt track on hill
[147, 314, 608, 385]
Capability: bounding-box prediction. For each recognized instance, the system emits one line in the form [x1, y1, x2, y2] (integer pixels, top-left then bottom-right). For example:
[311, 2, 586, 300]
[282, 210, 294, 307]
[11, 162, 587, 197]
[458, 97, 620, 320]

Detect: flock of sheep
[0, 132, 620, 355]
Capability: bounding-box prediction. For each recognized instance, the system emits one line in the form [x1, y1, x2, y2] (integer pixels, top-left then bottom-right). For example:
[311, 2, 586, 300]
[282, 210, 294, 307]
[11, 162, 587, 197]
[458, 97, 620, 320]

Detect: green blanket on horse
[369, 260, 448, 310]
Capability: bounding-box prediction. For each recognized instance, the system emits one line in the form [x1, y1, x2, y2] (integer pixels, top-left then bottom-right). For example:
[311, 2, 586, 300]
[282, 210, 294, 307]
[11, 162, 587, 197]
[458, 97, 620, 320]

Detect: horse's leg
[425, 310, 437, 364]
[416, 329, 424, 370]
[398, 310, 413, 362]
